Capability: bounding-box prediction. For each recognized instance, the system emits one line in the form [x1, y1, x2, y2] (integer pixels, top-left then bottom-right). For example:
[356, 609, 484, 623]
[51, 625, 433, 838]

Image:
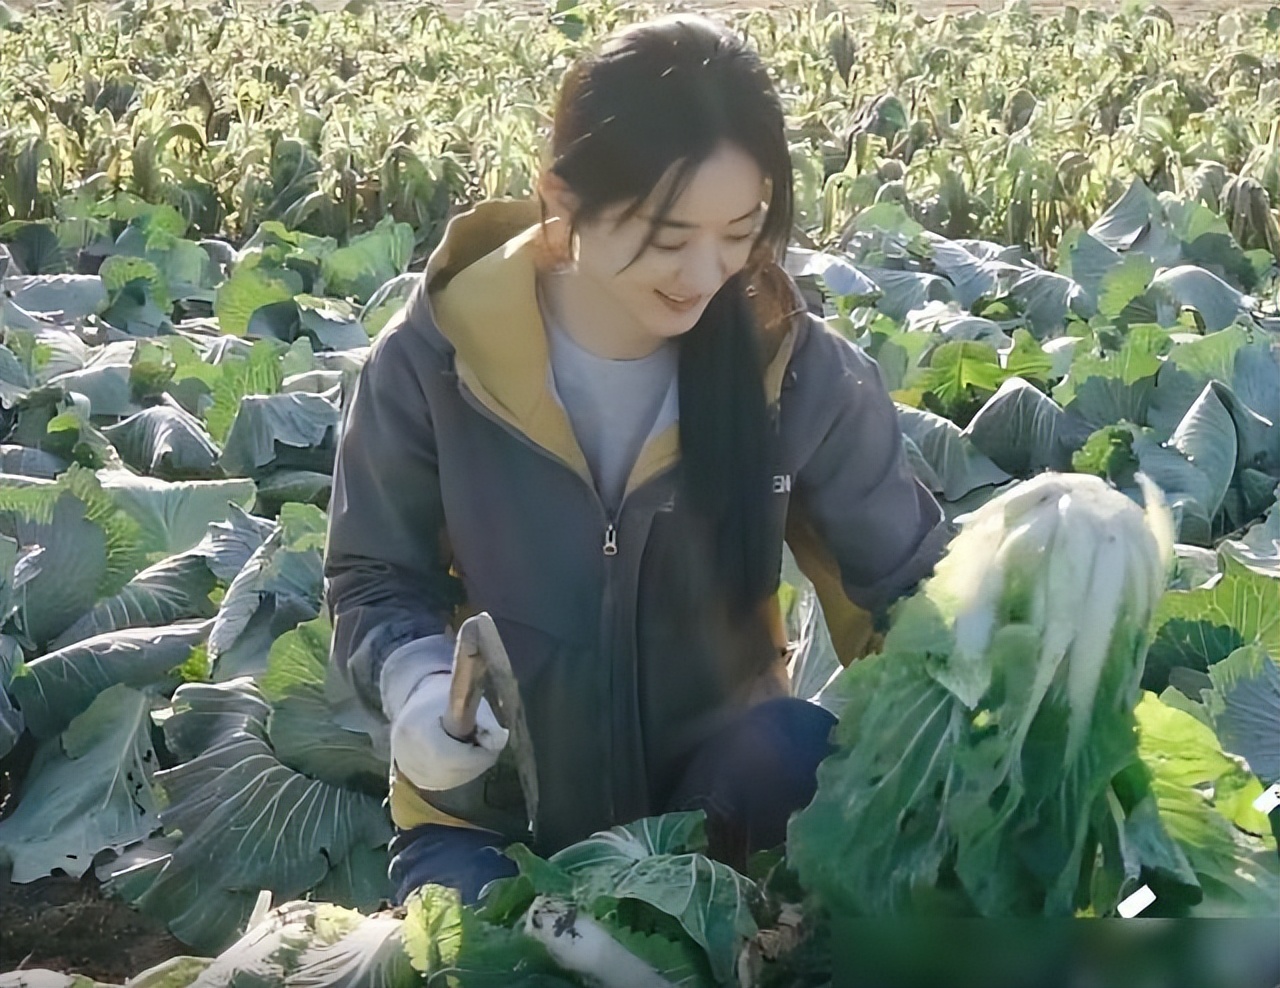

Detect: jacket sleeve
[785, 321, 952, 665]
[324, 317, 463, 717]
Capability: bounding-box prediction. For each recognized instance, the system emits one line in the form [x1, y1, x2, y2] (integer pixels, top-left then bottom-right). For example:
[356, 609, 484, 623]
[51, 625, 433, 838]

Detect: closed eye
[652, 233, 755, 252]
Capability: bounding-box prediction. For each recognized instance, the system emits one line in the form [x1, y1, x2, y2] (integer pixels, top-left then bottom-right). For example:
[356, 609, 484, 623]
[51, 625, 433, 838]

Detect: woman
[324, 14, 948, 906]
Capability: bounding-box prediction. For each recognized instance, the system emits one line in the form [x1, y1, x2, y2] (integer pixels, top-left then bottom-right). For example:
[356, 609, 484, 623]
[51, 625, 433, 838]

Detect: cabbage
[788, 472, 1196, 917]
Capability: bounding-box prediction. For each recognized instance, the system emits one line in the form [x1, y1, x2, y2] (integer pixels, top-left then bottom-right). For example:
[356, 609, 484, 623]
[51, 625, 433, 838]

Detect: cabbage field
[0, 0, 1277, 985]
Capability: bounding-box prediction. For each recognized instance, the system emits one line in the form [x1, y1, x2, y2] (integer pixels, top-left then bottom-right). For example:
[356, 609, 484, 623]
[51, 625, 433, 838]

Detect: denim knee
[387, 823, 519, 906]
[664, 697, 838, 851]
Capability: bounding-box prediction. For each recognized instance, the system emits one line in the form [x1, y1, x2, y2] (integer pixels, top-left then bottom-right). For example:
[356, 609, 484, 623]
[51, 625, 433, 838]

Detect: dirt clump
[0, 870, 191, 982]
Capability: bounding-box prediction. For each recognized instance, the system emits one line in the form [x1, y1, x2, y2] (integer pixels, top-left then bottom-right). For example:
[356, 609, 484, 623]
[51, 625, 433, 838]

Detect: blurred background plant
[1, 0, 1276, 266]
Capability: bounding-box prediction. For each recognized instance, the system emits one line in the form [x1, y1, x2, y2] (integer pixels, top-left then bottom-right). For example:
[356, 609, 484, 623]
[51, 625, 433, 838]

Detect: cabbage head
[788, 472, 1183, 918]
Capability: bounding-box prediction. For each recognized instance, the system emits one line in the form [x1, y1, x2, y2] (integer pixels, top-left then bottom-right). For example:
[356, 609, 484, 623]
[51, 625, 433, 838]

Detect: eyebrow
[643, 203, 764, 230]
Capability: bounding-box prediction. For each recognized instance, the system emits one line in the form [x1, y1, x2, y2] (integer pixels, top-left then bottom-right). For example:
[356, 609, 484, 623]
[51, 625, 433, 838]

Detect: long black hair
[543, 15, 794, 617]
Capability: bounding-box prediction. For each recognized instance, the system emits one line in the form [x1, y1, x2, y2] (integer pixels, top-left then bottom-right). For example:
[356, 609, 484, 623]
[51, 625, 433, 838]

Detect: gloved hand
[379, 634, 509, 791]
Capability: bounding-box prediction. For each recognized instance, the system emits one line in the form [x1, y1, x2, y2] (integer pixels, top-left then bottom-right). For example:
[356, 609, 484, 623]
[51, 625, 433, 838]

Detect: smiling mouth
[656, 290, 702, 312]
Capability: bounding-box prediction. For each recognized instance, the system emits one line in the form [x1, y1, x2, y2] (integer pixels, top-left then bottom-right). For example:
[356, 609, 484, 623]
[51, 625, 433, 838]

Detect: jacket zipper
[455, 379, 625, 551]
[454, 376, 629, 823]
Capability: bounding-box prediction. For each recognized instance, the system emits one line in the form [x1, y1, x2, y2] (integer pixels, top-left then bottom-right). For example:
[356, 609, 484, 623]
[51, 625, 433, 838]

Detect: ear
[537, 169, 579, 222]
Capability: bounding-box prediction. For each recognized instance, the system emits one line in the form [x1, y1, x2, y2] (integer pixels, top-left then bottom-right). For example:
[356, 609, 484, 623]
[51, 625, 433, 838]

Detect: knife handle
[441, 617, 485, 743]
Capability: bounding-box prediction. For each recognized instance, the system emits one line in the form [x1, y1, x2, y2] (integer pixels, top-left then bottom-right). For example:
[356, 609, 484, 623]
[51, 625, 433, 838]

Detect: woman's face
[547, 142, 770, 354]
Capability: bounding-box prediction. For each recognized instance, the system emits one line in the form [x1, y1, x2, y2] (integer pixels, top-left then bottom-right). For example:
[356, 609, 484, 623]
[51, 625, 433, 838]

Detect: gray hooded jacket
[324, 200, 949, 854]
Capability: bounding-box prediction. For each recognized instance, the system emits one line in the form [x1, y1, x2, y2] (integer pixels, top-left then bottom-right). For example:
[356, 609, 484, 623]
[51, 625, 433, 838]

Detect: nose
[681, 242, 730, 297]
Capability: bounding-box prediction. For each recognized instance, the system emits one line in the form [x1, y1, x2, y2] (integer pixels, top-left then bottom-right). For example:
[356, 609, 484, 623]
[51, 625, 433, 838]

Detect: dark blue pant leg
[663, 697, 838, 861]
[387, 823, 519, 906]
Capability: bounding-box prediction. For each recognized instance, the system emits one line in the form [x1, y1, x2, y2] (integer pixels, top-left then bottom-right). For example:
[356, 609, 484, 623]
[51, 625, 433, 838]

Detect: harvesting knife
[441, 612, 540, 833]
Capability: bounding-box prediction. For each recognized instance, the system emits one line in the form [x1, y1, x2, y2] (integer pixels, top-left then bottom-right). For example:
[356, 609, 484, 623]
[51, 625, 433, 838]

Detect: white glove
[379, 635, 509, 792]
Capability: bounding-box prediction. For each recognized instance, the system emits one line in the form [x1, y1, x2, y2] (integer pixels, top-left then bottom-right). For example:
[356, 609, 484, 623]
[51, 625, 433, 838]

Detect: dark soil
[0, 870, 192, 983]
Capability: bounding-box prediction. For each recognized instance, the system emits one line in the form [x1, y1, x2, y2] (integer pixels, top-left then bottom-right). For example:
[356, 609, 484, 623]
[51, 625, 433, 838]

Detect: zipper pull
[602, 523, 618, 556]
